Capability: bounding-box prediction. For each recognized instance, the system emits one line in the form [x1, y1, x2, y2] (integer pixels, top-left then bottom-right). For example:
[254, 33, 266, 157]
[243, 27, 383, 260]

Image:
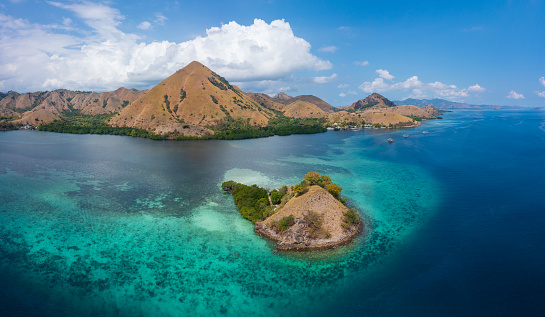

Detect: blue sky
[1, 0, 544, 106]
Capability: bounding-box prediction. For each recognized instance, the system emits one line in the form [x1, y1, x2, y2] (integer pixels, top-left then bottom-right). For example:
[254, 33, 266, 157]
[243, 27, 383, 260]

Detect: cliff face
[254, 186, 361, 251]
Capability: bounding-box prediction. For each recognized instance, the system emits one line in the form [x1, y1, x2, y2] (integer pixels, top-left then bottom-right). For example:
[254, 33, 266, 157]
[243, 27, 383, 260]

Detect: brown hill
[248, 93, 336, 113]
[0, 88, 145, 125]
[290, 95, 336, 113]
[273, 92, 293, 101]
[283, 100, 327, 119]
[109, 61, 276, 135]
[349, 93, 395, 110]
[423, 105, 443, 116]
[383, 104, 437, 119]
[254, 185, 361, 251]
[246, 92, 286, 111]
[361, 111, 419, 127]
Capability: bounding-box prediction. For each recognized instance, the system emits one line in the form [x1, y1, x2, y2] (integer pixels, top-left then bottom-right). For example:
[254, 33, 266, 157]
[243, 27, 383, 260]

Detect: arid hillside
[0, 88, 145, 125]
[109, 61, 276, 135]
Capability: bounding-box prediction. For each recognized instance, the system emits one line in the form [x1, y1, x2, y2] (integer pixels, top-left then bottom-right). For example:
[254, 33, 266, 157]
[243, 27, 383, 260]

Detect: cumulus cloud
[376, 69, 394, 80]
[354, 61, 369, 66]
[359, 70, 485, 99]
[319, 45, 338, 53]
[313, 73, 337, 84]
[337, 83, 349, 88]
[339, 92, 347, 97]
[506, 90, 524, 99]
[137, 21, 152, 30]
[540, 77, 545, 87]
[0, 4, 331, 92]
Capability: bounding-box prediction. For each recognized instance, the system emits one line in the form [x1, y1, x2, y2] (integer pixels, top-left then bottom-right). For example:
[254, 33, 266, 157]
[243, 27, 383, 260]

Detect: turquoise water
[1, 109, 544, 316]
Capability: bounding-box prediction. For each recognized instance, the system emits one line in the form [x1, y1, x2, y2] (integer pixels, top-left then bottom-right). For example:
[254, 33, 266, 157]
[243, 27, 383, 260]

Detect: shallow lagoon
[1, 110, 544, 316]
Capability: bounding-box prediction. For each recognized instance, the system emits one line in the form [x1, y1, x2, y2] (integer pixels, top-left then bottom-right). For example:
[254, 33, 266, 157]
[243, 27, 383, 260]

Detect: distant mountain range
[393, 98, 531, 110]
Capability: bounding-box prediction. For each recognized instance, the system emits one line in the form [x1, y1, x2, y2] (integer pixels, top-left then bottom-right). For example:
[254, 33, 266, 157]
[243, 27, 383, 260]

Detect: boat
[423, 131, 429, 134]
[388, 138, 393, 143]
[403, 134, 409, 138]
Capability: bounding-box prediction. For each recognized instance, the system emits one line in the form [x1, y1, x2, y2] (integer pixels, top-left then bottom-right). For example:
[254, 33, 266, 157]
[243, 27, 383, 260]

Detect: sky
[1, 0, 544, 107]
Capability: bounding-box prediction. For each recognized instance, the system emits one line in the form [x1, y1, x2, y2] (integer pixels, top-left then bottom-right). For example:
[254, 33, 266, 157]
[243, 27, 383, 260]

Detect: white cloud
[319, 45, 338, 53]
[337, 83, 349, 88]
[359, 70, 485, 100]
[536, 77, 545, 98]
[137, 21, 152, 30]
[354, 61, 369, 66]
[339, 92, 347, 97]
[0, 5, 331, 92]
[62, 17, 72, 26]
[376, 69, 394, 80]
[339, 90, 357, 98]
[348, 90, 357, 95]
[313, 73, 337, 84]
[154, 13, 167, 26]
[506, 90, 524, 99]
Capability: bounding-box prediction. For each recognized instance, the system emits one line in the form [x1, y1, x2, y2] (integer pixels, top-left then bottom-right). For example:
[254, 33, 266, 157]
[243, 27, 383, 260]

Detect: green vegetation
[341, 209, 360, 231]
[209, 116, 326, 140]
[276, 215, 295, 232]
[180, 88, 187, 102]
[270, 190, 282, 205]
[301, 171, 344, 202]
[0, 119, 19, 131]
[39, 112, 158, 138]
[305, 210, 324, 239]
[303, 172, 332, 188]
[406, 115, 423, 121]
[221, 180, 271, 223]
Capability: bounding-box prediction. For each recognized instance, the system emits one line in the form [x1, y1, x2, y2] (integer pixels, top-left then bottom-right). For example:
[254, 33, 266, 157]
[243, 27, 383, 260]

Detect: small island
[222, 172, 362, 251]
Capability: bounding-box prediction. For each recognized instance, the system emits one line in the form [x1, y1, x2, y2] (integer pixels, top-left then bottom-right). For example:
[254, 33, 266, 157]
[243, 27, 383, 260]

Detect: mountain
[381, 104, 440, 119]
[247, 93, 336, 113]
[109, 61, 276, 136]
[348, 93, 396, 110]
[282, 101, 328, 119]
[0, 88, 146, 125]
[273, 92, 293, 101]
[393, 98, 476, 109]
[290, 95, 337, 113]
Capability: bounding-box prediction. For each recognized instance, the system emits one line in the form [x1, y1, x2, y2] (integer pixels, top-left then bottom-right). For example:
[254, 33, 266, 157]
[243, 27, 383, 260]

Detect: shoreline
[254, 219, 363, 252]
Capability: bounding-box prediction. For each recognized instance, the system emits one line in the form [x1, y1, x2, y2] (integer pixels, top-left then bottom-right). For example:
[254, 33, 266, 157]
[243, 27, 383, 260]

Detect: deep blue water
[0, 110, 544, 316]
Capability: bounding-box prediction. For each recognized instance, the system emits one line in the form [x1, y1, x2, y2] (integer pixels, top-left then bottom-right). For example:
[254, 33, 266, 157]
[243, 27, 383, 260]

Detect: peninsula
[222, 172, 362, 251]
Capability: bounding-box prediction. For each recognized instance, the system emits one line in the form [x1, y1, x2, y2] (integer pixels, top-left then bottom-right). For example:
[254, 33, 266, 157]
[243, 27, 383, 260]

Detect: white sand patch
[223, 168, 273, 187]
[190, 207, 229, 232]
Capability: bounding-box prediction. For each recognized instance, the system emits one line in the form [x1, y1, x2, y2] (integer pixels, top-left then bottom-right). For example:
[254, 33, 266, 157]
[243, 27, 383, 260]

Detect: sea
[0, 109, 544, 316]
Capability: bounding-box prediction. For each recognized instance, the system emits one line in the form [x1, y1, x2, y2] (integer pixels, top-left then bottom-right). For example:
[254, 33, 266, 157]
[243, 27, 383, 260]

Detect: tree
[303, 172, 321, 185]
[326, 183, 342, 199]
[270, 191, 282, 205]
[317, 175, 332, 188]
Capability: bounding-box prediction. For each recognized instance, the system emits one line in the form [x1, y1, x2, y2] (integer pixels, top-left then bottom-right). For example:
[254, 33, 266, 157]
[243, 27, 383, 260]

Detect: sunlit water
[1, 109, 544, 316]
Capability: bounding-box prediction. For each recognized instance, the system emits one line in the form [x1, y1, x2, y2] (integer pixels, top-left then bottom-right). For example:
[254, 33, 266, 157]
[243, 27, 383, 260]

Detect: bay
[0, 109, 544, 316]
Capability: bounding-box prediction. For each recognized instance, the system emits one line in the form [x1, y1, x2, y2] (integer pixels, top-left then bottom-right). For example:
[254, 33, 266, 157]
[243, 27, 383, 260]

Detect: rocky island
[222, 172, 362, 251]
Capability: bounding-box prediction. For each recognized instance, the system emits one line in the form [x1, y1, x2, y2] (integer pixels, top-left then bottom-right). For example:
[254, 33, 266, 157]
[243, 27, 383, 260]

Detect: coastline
[254, 216, 363, 252]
